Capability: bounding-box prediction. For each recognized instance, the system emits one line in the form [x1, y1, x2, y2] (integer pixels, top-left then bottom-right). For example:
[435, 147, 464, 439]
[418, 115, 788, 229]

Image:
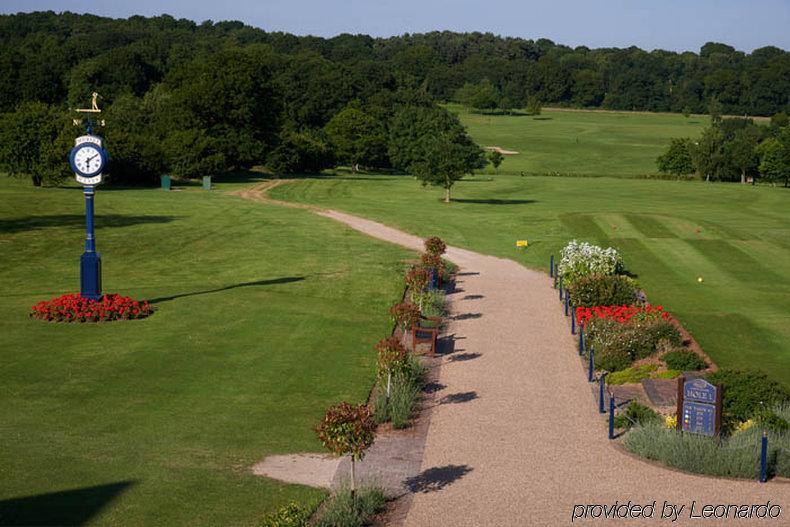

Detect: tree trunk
[444, 187, 450, 203]
[740, 169, 746, 184]
[32, 175, 42, 187]
[353, 163, 359, 172]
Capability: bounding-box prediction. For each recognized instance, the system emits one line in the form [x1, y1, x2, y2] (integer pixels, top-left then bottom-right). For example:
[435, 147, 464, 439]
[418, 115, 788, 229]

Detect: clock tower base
[80, 252, 102, 301]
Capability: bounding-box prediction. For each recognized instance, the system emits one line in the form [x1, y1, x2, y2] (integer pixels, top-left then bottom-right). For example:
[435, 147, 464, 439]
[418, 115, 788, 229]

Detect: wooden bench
[412, 316, 442, 356]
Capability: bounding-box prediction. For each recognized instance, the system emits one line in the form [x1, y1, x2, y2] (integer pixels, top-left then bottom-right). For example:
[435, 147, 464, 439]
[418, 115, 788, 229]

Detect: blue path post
[599, 373, 607, 413]
[80, 186, 102, 300]
[609, 396, 616, 439]
[564, 292, 569, 316]
[578, 325, 584, 355]
[760, 432, 768, 483]
[588, 348, 595, 382]
[559, 276, 563, 300]
[553, 267, 557, 289]
[571, 305, 576, 334]
[550, 255, 554, 278]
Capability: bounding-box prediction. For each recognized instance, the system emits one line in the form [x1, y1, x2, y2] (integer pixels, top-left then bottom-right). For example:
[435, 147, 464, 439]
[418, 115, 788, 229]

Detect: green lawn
[449, 104, 709, 177]
[270, 173, 790, 387]
[0, 177, 412, 525]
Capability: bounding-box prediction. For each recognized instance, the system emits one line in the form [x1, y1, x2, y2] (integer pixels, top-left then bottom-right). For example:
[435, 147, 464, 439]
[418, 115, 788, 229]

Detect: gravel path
[317, 210, 789, 527]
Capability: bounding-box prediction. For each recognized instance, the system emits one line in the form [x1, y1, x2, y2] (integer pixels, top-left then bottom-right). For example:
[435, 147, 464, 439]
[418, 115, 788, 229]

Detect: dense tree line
[0, 11, 787, 186]
[656, 113, 790, 186]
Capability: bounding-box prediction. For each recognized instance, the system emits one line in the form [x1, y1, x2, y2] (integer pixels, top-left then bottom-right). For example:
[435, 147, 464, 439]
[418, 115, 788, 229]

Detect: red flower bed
[30, 293, 153, 323]
[576, 304, 670, 325]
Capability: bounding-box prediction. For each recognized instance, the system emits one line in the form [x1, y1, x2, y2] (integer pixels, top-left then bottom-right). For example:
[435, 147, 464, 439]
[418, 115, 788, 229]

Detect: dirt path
[240, 184, 789, 526]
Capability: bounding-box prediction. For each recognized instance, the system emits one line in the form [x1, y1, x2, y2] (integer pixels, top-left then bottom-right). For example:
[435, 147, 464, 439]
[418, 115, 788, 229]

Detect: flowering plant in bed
[558, 239, 623, 285]
[30, 293, 153, 322]
[576, 304, 670, 325]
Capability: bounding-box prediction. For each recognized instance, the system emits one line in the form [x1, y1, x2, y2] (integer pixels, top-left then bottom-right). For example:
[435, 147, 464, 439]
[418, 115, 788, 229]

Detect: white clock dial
[74, 146, 103, 176]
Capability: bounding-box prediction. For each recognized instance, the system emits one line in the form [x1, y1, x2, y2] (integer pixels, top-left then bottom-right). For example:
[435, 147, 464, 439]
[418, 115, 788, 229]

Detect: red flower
[29, 293, 154, 323]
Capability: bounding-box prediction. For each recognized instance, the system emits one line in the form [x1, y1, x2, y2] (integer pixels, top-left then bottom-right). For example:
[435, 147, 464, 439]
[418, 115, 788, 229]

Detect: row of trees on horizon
[0, 11, 788, 187]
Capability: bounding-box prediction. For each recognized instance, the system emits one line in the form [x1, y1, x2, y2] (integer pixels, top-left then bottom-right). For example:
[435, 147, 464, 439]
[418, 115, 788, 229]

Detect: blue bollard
[571, 306, 576, 334]
[599, 373, 607, 413]
[609, 396, 615, 439]
[588, 348, 595, 382]
[759, 432, 768, 482]
[564, 293, 569, 316]
[550, 255, 554, 278]
[559, 276, 563, 300]
[578, 325, 584, 355]
[553, 267, 557, 289]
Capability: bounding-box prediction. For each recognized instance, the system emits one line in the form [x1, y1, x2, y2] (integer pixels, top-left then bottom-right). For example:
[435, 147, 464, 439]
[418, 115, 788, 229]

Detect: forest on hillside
[0, 11, 788, 186]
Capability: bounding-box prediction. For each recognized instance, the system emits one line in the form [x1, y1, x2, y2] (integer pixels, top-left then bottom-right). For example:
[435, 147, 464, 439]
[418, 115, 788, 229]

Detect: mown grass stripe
[622, 213, 677, 239]
[687, 239, 785, 284]
[558, 213, 609, 242]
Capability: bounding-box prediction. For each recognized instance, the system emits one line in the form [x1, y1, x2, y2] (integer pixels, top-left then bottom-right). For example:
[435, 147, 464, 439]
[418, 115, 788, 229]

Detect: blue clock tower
[69, 93, 109, 301]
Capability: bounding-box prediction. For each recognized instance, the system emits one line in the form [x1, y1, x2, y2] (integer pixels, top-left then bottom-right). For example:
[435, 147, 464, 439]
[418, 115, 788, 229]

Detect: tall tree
[0, 101, 71, 186]
[756, 128, 790, 187]
[324, 106, 387, 170]
[692, 127, 727, 181]
[411, 134, 484, 204]
[656, 138, 695, 176]
[724, 127, 760, 183]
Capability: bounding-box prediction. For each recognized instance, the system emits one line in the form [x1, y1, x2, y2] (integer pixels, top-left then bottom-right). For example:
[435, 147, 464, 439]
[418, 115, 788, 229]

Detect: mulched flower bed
[30, 293, 153, 323]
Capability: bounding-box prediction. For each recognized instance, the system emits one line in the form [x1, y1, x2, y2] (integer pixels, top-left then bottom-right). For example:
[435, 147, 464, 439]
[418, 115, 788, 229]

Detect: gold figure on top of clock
[76, 92, 102, 113]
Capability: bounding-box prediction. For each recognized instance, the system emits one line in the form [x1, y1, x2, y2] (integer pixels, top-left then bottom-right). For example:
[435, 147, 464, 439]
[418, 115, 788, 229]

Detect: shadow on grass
[0, 480, 135, 526]
[404, 465, 472, 493]
[449, 198, 536, 205]
[0, 214, 178, 234]
[149, 276, 305, 303]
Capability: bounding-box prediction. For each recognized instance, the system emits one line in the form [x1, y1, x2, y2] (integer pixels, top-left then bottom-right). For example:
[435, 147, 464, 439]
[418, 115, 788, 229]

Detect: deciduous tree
[0, 101, 71, 186]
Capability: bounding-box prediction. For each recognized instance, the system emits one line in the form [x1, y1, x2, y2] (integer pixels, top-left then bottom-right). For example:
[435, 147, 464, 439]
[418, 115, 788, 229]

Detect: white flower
[558, 239, 623, 283]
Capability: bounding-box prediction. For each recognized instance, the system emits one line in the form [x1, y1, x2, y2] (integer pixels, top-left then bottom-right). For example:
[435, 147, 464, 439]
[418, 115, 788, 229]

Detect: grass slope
[0, 178, 412, 526]
[448, 104, 708, 177]
[271, 173, 790, 387]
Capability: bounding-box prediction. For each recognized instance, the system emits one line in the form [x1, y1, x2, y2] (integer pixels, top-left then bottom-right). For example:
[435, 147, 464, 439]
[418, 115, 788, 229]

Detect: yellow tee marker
[516, 240, 529, 248]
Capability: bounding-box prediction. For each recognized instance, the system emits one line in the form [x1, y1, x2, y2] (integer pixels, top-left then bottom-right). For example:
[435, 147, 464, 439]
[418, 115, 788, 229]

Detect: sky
[2, 0, 789, 53]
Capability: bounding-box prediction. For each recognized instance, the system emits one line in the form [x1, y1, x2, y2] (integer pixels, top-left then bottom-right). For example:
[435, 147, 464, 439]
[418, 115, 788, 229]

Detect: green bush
[260, 502, 310, 527]
[315, 487, 386, 527]
[588, 317, 682, 371]
[755, 410, 789, 434]
[373, 389, 389, 424]
[706, 369, 790, 424]
[613, 401, 661, 429]
[390, 379, 420, 429]
[374, 352, 424, 428]
[568, 273, 638, 308]
[607, 364, 658, 385]
[625, 421, 790, 479]
[773, 406, 790, 477]
[441, 258, 458, 282]
[661, 350, 706, 371]
[641, 319, 683, 351]
[417, 289, 446, 318]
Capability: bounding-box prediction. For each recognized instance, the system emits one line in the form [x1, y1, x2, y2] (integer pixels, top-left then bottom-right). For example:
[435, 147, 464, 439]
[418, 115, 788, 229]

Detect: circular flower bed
[30, 293, 153, 323]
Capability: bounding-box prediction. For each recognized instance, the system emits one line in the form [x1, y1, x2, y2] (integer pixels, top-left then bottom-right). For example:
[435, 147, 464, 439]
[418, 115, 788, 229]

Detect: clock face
[73, 145, 104, 176]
